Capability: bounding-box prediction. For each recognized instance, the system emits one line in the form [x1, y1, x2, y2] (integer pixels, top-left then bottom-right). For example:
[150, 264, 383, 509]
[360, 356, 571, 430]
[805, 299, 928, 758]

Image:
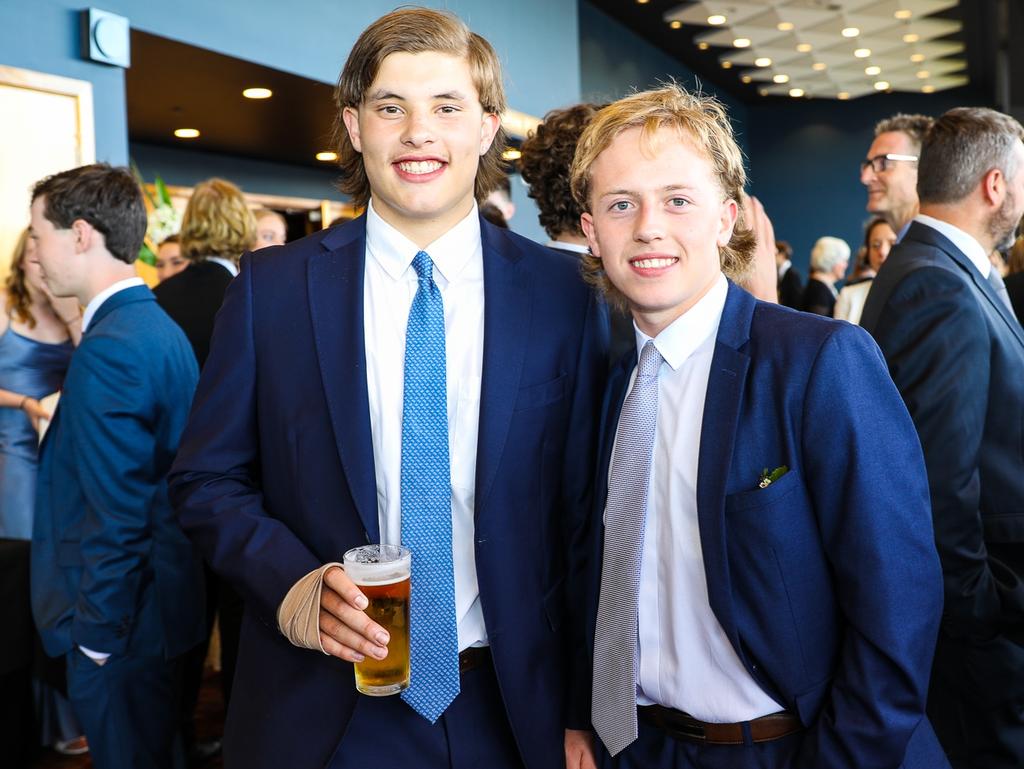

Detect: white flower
[148, 205, 181, 244]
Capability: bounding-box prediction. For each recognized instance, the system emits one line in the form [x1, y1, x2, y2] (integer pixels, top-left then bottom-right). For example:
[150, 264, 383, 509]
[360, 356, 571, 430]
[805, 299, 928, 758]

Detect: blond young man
[567, 85, 948, 769]
[169, 9, 607, 769]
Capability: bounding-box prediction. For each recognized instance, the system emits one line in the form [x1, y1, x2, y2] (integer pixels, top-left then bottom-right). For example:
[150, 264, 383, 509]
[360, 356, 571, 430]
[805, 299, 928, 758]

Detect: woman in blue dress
[0, 228, 86, 757]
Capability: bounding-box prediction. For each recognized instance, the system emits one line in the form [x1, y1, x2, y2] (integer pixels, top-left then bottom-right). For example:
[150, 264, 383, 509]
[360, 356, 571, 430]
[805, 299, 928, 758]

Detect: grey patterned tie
[592, 340, 663, 757]
[988, 268, 1014, 314]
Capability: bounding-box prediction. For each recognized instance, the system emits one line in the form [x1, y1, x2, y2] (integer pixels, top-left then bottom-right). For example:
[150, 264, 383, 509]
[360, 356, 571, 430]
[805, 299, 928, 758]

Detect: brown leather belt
[638, 705, 803, 745]
[458, 646, 490, 674]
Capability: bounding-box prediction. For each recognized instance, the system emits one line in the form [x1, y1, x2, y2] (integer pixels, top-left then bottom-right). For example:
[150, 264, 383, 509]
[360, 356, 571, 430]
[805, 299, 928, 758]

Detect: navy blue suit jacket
[31, 285, 204, 660]
[168, 215, 608, 769]
[861, 221, 1024, 641]
[577, 283, 948, 768]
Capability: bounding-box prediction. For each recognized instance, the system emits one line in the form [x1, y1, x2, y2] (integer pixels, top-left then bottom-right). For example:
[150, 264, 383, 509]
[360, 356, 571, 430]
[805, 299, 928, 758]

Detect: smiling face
[581, 126, 737, 337]
[866, 220, 897, 271]
[20, 235, 47, 297]
[155, 240, 188, 282]
[28, 195, 84, 300]
[861, 131, 919, 228]
[342, 50, 501, 245]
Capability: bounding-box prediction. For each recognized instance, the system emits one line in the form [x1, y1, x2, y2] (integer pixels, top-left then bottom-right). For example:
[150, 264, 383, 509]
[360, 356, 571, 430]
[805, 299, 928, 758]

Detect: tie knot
[637, 340, 663, 379]
[412, 251, 434, 283]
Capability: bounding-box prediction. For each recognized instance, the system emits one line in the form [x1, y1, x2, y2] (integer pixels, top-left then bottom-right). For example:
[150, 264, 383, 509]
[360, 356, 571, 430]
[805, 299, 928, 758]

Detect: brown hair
[519, 103, 602, 239]
[918, 107, 1024, 205]
[874, 113, 934, 153]
[179, 178, 257, 262]
[4, 229, 34, 327]
[570, 84, 755, 307]
[31, 163, 146, 265]
[331, 7, 507, 208]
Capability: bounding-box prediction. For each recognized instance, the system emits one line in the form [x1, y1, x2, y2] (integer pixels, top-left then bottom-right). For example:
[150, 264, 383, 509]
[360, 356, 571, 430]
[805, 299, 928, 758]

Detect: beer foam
[349, 570, 408, 586]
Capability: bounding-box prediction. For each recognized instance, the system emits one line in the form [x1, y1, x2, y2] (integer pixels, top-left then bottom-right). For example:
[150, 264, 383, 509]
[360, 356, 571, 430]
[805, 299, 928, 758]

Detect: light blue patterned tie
[399, 250, 460, 723]
[592, 340, 663, 756]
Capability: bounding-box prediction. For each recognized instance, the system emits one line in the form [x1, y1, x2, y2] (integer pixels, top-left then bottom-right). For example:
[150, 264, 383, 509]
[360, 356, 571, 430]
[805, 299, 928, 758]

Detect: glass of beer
[343, 544, 411, 696]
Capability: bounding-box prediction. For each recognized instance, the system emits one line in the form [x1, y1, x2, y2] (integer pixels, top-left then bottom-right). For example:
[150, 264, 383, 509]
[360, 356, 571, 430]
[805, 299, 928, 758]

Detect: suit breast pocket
[724, 468, 801, 514]
[514, 373, 567, 412]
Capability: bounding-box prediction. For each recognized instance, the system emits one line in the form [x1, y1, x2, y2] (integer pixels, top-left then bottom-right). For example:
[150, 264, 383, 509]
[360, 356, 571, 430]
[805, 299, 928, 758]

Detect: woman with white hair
[801, 235, 850, 316]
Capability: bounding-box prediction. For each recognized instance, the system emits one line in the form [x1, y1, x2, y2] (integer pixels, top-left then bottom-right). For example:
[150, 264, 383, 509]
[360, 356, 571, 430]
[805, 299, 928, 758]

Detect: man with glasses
[861, 114, 933, 240]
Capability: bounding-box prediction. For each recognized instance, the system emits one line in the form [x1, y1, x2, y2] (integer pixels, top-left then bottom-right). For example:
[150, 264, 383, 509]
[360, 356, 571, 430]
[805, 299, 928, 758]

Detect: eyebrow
[598, 184, 696, 198]
[365, 89, 468, 102]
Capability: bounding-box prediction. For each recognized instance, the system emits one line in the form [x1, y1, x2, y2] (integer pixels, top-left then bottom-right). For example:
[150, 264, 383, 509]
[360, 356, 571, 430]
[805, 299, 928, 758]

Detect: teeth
[398, 160, 442, 174]
[633, 257, 676, 269]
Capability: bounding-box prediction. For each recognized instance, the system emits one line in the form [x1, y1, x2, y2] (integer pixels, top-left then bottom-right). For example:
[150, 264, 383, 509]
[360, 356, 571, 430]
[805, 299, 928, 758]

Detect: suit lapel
[475, 220, 531, 521]
[695, 283, 754, 647]
[308, 217, 380, 542]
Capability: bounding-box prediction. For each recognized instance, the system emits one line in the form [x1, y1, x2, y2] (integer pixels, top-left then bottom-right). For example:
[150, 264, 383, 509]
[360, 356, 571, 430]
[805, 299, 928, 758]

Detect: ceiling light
[174, 128, 200, 139]
[894, 9, 913, 20]
[316, 151, 338, 162]
[754, 57, 772, 67]
[708, 14, 726, 25]
[922, 84, 936, 93]
[796, 43, 813, 53]
[854, 48, 871, 58]
[733, 38, 751, 48]
[910, 53, 926, 63]
[636, 0, 650, 4]
[721, 60, 733, 69]
[865, 65, 881, 76]
[874, 81, 891, 91]
[838, 91, 850, 100]
[916, 70, 930, 78]
[812, 62, 827, 71]
[741, 75, 753, 83]
[777, 21, 794, 31]
[698, 41, 710, 50]
[502, 148, 522, 161]
[842, 27, 860, 38]
[242, 87, 273, 100]
[759, 88, 769, 96]
[790, 88, 805, 98]
[670, 20, 682, 29]
[773, 74, 790, 84]
[903, 33, 919, 43]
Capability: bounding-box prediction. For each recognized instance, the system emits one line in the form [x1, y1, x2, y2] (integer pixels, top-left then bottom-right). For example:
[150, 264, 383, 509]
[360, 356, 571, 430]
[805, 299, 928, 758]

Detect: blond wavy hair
[570, 84, 755, 309]
[179, 178, 256, 262]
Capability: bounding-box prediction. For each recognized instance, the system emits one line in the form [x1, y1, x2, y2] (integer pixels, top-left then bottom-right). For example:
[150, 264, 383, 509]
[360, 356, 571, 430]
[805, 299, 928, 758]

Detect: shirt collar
[777, 259, 792, 279]
[914, 214, 991, 278]
[365, 199, 481, 286]
[546, 240, 590, 255]
[207, 256, 239, 277]
[82, 277, 145, 332]
[634, 272, 729, 371]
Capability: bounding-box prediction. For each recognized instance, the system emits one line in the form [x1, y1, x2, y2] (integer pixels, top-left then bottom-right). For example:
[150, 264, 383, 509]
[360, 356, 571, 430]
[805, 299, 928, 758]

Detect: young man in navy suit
[29, 164, 204, 769]
[564, 85, 948, 769]
[169, 9, 606, 769]
[861, 107, 1024, 769]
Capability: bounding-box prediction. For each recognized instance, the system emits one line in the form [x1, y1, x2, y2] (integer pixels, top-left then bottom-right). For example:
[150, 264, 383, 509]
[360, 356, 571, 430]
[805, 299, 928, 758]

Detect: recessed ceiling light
[773, 74, 790, 84]
[733, 38, 751, 48]
[754, 57, 772, 67]
[789, 88, 805, 98]
[910, 53, 926, 63]
[842, 27, 860, 38]
[865, 65, 881, 76]
[708, 14, 726, 25]
[670, 20, 682, 29]
[316, 151, 338, 162]
[812, 62, 827, 71]
[698, 42, 710, 50]
[242, 87, 272, 99]
[501, 148, 522, 161]
[922, 84, 936, 93]
[895, 9, 913, 20]
[777, 21, 794, 31]
[903, 33, 919, 43]
[741, 75, 753, 83]
[721, 60, 733, 69]
[174, 128, 200, 139]
[916, 70, 930, 79]
[874, 81, 891, 91]
[796, 43, 813, 53]
[838, 91, 851, 100]
[854, 48, 871, 58]
[636, 0, 650, 4]
[759, 88, 769, 96]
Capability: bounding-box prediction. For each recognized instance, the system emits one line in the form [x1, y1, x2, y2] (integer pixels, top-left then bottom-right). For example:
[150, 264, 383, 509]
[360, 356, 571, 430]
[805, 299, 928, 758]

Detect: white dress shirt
[81, 277, 145, 333]
[363, 200, 487, 651]
[207, 256, 239, 277]
[614, 273, 781, 721]
[914, 214, 992, 278]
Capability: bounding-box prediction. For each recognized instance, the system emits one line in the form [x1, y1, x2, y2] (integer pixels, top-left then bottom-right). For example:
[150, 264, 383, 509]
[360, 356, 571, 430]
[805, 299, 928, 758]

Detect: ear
[581, 212, 601, 259]
[70, 219, 95, 254]
[716, 198, 739, 248]
[342, 106, 362, 153]
[479, 112, 501, 155]
[982, 167, 1005, 207]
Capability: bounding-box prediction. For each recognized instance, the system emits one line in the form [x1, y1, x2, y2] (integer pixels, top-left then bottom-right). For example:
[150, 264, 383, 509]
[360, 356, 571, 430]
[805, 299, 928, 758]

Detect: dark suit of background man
[28, 164, 204, 769]
[168, 9, 607, 769]
[566, 84, 947, 769]
[774, 240, 803, 308]
[861, 106, 1024, 769]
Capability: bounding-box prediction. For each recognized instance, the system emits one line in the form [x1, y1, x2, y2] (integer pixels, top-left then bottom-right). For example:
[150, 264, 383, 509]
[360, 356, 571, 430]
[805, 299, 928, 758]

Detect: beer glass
[343, 544, 411, 696]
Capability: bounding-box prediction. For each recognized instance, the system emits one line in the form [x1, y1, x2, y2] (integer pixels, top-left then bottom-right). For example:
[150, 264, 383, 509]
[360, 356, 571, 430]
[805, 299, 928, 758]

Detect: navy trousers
[327, 657, 525, 769]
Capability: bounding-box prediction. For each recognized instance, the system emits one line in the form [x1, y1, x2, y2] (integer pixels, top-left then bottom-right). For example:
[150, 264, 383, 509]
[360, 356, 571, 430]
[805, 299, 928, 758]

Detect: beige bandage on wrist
[277, 562, 344, 653]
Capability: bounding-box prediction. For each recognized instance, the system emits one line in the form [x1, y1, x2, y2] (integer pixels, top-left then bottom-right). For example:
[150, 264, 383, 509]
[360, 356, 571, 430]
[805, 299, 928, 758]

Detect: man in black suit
[774, 240, 802, 308]
[861, 107, 1024, 769]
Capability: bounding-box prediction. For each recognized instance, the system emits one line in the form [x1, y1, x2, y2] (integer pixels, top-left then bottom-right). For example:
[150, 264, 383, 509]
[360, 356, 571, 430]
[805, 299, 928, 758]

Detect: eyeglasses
[860, 153, 918, 174]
